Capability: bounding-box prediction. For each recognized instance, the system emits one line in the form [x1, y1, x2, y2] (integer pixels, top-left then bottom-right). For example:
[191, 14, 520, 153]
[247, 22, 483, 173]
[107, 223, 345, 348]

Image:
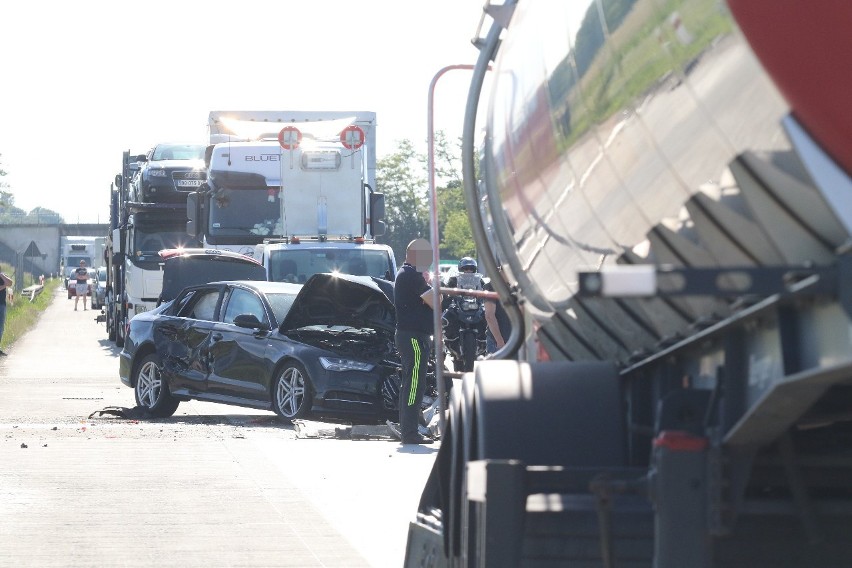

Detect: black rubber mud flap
[403, 521, 448, 568]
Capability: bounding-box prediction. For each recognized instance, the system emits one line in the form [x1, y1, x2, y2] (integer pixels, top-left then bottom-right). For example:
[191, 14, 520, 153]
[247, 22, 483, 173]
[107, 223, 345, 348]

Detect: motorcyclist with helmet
[442, 257, 483, 307]
[442, 257, 487, 372]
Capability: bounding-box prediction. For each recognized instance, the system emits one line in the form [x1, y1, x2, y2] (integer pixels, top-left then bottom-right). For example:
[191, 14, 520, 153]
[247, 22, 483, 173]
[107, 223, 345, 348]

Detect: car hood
[280, 273, 395, 332]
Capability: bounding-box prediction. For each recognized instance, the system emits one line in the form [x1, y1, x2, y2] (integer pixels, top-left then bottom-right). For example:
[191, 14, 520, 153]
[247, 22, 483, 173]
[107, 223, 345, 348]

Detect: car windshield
[152, 144, 205, 161]
[269, 249, 393, 283]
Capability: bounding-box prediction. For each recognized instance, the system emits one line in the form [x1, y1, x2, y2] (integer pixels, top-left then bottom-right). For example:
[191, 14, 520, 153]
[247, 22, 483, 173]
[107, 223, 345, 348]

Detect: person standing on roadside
[0, 270, 12, 356]
[74, 260, 89, 311]
[393, 238, 441, 445]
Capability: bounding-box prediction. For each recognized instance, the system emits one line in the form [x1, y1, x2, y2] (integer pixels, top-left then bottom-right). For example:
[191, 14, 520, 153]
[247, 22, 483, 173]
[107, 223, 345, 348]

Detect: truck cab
[115, 207, 200, 320]
[187, 111, 386, 259]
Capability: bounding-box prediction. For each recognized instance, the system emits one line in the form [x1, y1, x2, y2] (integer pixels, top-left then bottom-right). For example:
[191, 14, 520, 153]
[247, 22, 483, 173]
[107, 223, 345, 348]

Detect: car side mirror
[233, 313, 269, 331]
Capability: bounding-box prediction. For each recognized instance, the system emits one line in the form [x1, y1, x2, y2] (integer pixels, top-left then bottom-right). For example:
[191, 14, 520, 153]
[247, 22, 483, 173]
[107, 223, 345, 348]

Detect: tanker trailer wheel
[459, 360, 652, 566]
[445, 370, 478, 560]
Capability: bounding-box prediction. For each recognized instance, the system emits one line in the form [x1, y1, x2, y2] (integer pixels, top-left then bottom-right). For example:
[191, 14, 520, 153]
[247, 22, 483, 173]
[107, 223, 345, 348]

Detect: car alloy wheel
[134, 354, 180, 417]
[273, 362, 311, 421]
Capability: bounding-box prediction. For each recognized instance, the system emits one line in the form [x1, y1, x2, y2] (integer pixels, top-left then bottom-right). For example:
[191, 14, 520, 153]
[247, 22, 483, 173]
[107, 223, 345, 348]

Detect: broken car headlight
[319, 357, 375, 372]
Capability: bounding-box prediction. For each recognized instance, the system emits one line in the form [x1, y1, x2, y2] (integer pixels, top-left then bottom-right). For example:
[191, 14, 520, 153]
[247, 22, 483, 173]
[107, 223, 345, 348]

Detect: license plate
[176, 179, 203, 187]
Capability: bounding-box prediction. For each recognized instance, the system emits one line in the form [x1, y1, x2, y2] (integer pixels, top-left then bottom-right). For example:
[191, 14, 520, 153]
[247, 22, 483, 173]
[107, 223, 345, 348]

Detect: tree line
[375, 131, 476, 264]
[0, 154, 64, 224]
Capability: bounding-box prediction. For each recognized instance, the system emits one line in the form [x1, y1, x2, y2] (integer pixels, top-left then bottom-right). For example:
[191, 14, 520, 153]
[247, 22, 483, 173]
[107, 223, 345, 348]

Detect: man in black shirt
[393, 238, 440, 445]
[73, 260, 90, 311]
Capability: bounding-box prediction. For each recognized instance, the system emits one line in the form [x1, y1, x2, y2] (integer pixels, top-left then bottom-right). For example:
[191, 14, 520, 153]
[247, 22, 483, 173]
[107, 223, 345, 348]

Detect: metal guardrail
[20, 285, 43, 301]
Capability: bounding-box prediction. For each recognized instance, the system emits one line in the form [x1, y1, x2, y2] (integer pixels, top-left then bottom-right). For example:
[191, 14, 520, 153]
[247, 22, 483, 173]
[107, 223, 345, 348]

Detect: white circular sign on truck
[340, 125, 365, 150]
[278, 126, 302, 150]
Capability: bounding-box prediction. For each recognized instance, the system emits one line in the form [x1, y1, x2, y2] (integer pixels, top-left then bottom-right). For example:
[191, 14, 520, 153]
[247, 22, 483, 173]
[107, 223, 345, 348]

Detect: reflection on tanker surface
[483, 0, 850, 364]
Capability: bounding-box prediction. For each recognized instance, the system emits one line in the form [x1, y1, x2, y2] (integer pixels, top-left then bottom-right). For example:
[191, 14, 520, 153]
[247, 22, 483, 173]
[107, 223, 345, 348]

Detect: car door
[207, 285, 275, 402]
[159, 286, 223, 395]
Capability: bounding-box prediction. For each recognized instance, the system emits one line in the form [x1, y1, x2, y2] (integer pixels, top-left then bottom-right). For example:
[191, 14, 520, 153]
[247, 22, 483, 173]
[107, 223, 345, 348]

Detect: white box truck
[188, 111, 395, 280]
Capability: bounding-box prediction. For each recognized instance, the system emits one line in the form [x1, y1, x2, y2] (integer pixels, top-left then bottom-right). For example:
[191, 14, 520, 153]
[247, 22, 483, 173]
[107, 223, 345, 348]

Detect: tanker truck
[405, 1, 852, 566]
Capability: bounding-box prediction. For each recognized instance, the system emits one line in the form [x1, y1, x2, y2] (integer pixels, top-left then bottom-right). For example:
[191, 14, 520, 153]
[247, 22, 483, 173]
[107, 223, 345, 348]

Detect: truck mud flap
[404, 521, 448, 568]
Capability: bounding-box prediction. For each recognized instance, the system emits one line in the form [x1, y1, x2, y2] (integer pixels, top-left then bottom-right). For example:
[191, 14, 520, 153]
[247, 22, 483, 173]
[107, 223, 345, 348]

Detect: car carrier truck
[188, 111, 395, 280]
[105, 150, 200, 347]
[405, 1, 852, 567]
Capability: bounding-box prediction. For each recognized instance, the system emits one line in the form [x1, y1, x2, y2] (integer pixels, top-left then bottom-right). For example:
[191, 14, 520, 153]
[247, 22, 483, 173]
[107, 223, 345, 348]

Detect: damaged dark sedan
[119, 274, 405, 423]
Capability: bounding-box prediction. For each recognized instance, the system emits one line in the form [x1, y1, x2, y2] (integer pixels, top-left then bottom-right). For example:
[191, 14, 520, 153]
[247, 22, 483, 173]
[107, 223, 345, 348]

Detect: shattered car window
[265, 292, 299, 325]
[180, 290, 219, 321]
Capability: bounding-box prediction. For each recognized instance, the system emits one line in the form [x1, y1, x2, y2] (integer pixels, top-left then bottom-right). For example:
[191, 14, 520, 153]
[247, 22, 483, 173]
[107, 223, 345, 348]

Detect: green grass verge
[1, 272, 58, 353]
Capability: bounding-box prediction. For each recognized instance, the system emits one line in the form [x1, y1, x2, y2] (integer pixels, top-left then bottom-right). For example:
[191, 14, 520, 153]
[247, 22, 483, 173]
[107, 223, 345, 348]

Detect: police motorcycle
[441, 257, 487, 373]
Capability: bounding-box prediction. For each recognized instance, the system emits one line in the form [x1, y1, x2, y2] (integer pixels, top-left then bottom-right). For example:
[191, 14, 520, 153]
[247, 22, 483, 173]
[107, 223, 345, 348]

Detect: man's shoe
[0, 350, 7, 357]
[402, 435, 434, 445]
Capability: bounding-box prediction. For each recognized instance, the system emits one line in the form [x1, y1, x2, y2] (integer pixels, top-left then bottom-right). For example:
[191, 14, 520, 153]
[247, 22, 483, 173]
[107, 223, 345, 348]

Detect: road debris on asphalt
[88, 405, 152, 420]
[293, 420, 398, 440]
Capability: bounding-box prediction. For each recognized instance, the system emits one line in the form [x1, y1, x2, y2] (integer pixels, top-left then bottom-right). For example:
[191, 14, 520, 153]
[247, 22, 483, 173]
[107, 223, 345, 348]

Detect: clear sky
[0, 0, 489, 224]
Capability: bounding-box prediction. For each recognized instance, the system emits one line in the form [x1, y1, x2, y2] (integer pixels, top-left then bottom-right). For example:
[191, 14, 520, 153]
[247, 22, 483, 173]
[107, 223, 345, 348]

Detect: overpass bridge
[0, 224, 109, 288]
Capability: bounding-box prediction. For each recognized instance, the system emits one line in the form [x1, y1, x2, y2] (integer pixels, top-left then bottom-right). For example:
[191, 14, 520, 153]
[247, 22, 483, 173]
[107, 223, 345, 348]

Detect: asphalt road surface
[0, 285, 437, 567]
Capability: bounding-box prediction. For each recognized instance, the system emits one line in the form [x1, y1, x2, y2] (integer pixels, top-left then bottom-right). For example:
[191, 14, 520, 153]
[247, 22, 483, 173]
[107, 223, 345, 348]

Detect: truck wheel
[460, 361, 647, 566]
[134, 354, 179, 417]
[116, 307, 127, 348]
[272, 361, 312, 422]
[106, 291, 116, 342]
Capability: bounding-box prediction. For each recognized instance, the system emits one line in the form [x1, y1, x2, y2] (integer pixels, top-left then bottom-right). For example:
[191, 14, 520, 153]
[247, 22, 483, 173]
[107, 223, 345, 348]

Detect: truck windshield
[135, 229, 197, 256]
[208, 187, 283, 240]
[269, 249, 393, 283]
[66, 255, 91, 267]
